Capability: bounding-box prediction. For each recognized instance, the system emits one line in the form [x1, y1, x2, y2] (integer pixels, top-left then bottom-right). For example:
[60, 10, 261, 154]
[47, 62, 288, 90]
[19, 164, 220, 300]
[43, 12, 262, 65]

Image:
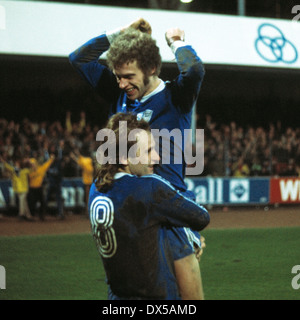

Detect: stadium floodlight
[148, 0, 193, 9]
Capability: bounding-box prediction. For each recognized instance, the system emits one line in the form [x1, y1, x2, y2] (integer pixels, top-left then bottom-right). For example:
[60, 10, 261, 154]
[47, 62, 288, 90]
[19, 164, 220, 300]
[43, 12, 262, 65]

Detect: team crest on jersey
[137, 109, 153, 122]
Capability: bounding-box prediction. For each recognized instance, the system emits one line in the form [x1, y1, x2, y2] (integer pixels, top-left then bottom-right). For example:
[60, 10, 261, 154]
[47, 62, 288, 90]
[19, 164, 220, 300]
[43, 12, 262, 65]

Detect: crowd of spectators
[0, 112, 299, 181]
[199, 114, 300, 178]
[0, 111, 98, 180]
[0, 111, 96, 219]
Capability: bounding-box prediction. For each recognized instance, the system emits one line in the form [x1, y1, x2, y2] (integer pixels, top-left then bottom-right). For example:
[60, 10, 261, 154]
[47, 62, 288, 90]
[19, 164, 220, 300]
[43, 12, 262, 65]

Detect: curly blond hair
[107, 28, 162, 76]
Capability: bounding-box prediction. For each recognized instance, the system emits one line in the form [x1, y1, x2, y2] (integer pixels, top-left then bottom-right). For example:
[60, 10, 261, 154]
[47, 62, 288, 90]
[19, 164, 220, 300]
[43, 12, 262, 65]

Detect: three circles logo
[255, 23, 298, 64]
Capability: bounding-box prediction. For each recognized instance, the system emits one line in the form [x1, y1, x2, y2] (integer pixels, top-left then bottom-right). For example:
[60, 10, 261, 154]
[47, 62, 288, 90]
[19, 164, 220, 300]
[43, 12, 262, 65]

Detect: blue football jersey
[69, 33, 205, 191]
[88, 173, 210, 300]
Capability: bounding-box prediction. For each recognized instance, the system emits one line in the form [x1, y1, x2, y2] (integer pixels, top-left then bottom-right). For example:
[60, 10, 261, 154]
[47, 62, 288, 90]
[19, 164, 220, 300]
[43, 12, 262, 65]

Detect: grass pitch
[0, 227, 299, 300]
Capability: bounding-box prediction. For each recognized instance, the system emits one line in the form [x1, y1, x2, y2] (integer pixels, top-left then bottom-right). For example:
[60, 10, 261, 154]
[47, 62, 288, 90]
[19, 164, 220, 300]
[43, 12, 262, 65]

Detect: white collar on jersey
[114, 172, 156, 180]
[140, 79, 165, 103]
[114, 172, 132, 180]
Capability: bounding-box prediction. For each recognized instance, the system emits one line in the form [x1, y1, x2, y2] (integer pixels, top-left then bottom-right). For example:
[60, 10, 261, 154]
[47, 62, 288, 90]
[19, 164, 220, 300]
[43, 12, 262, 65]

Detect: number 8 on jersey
[90, 196, 117, 258]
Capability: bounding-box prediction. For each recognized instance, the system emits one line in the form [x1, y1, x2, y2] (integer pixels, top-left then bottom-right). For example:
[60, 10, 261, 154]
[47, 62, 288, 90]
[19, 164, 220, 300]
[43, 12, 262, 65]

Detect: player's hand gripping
[122, 18, 152, 35]
[165, 28, 185, 47]
[194, 236, 206, 262]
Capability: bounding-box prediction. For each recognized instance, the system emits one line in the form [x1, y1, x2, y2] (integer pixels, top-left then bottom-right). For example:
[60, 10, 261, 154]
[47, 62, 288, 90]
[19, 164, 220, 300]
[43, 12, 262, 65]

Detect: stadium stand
[1, 113, 299, 180]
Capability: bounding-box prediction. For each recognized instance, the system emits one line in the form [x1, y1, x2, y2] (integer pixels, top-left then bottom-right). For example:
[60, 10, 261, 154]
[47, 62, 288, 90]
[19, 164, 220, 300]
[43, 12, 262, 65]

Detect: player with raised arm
[69, 18, 206, 299]
[89, 113, 210, 300]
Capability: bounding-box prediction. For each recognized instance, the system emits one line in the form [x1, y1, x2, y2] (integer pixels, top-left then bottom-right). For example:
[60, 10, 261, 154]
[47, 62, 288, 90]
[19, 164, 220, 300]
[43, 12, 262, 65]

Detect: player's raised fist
[123, 18, 152, 35]
[165, 28, 185, 46]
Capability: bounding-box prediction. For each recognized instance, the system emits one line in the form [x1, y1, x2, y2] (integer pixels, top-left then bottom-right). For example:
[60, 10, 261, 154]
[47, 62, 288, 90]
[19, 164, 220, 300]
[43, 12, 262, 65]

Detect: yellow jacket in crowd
[29, 157, 55, 188]
[77, 155, 94, 185]
[4, 162, 30, 193]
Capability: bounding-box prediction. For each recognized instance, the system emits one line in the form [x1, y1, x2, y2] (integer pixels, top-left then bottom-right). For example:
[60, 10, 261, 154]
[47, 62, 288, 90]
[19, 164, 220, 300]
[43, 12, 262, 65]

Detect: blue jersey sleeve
[148, 175, 210, 231]
[69, 34, 119, 103]
[171, 46, 205, 113]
